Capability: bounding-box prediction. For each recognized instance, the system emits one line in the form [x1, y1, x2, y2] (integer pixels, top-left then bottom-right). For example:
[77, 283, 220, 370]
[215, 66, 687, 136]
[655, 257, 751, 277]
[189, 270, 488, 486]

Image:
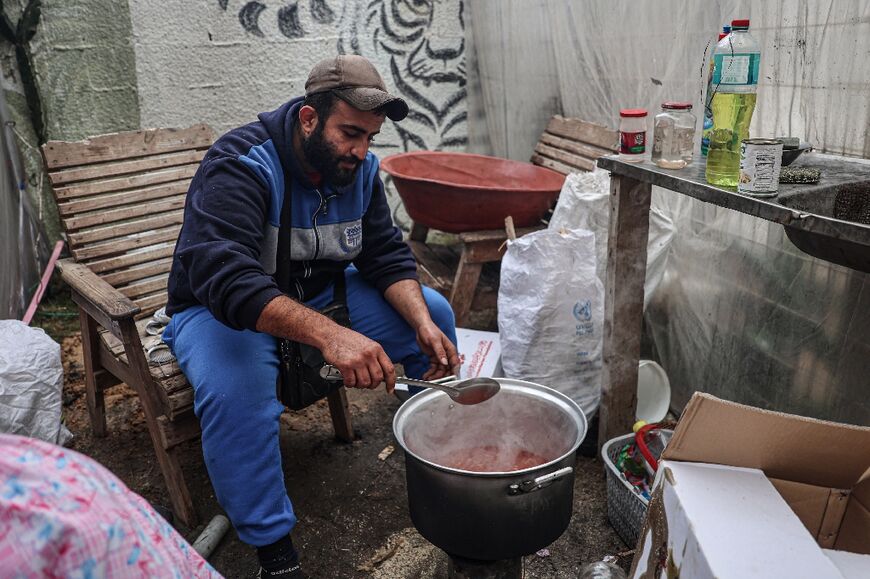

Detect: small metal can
[738, 138, 784, 196]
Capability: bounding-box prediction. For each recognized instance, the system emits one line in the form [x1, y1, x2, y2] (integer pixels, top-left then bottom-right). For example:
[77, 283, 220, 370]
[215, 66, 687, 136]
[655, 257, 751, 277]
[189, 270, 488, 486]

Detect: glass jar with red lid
[619, 108, 648, 162]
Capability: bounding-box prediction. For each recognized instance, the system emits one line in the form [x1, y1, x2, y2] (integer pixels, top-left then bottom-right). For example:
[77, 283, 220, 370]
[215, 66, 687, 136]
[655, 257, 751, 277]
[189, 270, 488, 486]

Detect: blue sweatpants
[162, 268, 456, 547]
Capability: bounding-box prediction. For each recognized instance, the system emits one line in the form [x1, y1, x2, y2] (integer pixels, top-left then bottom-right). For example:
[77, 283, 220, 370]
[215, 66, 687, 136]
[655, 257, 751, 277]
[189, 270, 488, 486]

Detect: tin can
[738, 138, 783, 196]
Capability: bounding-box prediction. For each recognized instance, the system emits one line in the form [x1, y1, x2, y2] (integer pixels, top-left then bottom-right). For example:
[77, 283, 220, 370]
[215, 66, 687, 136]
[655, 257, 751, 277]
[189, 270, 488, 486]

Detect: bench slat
[64, 197, 186, 231]
[43, 124, 214, 170]
[59, 180, 190, 216]
[534, 143, 597, 172]
[118, 274, 170, 299]
[102, 258, 174, 287]
[87, 245, 175, 275]
[55, 164, 198, 200]
[68, 211, 184, 248]
[49, 149, 207, 186]
[545, 115, 618, 152]
[133, 291, 168, 318]
[539, 131, 614, 163]
[74, 227, 179, 262]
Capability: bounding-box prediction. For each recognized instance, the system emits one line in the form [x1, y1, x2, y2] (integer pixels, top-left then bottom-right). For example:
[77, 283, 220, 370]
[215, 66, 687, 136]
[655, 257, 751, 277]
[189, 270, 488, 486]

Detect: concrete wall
[0, 0, 140, 241]
[128, 0, 468, 226]
[0, 0, 467, 239]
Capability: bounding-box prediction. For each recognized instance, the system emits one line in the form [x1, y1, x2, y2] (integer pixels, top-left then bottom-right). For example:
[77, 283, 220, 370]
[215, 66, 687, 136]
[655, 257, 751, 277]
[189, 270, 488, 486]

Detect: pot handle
[508, 466, 573, 495]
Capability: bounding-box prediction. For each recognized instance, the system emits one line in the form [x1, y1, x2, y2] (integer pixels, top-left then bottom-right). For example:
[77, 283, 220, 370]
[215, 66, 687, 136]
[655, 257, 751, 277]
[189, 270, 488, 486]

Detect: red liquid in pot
[438, 445, 551, 472]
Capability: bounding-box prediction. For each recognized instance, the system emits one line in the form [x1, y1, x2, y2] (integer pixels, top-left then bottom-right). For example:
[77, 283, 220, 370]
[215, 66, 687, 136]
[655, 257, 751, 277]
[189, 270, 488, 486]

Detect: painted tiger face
[365, 0, 466, 87]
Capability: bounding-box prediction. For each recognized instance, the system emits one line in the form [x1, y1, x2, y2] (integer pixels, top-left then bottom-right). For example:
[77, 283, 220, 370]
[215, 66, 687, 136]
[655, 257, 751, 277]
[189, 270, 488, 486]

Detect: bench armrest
[58, 259, 141, 321]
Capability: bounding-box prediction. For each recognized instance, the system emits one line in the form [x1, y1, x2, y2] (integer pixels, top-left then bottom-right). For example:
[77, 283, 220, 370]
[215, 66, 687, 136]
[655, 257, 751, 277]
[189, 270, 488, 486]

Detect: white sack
[549, 169, 675, 309]
[498, 228, 604, 416]
[0, 320, 71, 444]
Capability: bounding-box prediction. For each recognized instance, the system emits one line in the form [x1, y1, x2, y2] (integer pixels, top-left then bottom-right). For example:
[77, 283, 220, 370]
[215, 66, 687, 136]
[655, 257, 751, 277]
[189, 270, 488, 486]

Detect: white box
[633, 461, 846, 579]
[456, 327, 502, 379]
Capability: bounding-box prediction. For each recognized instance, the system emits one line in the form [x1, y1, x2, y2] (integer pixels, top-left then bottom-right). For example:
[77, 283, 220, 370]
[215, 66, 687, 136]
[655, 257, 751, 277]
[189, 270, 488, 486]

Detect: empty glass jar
[652, 102, 696, 169]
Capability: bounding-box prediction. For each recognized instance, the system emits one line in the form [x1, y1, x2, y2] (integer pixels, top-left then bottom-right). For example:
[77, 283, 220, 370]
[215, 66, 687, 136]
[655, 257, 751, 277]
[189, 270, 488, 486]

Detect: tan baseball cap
[305, 55, 409, 121]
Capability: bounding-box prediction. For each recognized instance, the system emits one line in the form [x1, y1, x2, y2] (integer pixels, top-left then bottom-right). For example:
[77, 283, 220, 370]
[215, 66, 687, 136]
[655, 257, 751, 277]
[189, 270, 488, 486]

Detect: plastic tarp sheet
[0, 86, 49, 320]
[0, 320, 72, 445]
[468, 0, 870, 424]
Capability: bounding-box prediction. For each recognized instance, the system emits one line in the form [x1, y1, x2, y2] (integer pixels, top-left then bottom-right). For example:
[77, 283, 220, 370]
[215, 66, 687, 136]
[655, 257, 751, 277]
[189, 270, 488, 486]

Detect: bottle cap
[662, 101, 693, 110]
[731, 19, 750, 29]
[620, 109, 648, 118]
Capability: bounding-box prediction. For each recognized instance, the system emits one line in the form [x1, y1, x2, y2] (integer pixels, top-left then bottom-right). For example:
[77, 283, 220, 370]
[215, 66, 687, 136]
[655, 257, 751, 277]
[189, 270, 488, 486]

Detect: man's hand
[416, 321, 461, 381]
[257, 295, 395, 393]
[319, 325, 396, 392]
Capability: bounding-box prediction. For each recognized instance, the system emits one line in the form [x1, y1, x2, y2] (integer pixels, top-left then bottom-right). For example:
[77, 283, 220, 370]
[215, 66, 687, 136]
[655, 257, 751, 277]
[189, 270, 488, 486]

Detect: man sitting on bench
[163, 55, 460, 578]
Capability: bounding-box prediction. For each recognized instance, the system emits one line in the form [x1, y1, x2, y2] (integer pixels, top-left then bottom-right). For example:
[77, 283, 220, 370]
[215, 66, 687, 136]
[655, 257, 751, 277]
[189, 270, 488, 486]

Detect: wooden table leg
[449, 250, 483, 328]
[599, 174, 652, 447]
[410, 222, 429, 242]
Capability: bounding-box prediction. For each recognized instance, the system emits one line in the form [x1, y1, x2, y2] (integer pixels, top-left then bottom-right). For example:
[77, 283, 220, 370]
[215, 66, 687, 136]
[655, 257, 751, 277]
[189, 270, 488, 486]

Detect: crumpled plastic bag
[498, 228, 604, 416]
[548, 169, 675, 309]
[0, 320, 72, 445]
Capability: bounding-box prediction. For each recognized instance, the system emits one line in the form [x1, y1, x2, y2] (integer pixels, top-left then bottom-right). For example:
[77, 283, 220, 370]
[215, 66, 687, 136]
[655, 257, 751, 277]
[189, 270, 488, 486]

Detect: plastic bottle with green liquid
[705, 19, 761, 187]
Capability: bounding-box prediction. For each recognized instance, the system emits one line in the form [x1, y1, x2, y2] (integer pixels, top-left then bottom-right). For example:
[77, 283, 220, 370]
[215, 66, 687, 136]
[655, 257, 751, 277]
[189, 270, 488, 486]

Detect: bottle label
[620, 130, 645, 154]
[713, 53, 760, 86]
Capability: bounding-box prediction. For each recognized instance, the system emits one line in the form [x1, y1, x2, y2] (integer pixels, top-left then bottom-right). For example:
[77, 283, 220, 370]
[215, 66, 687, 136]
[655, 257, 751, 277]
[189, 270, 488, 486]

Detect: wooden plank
[115, 316, 197, 526]
[531, 153, 579, 176]
[59, 182, 188, 217]
[546, 115, 618, 152]
[42, 124, 214, 170]
[49, 149, 207, 186]
[462, 238, 510, 264]
[458, 226, 542, 245]
[55, 164, 197, 201]
[327, 388, 355, 442]
[73, 227, 179, 262]
[157, 415, 200, 449]
[79, 309, 107, 437]
[599, 174, 653, 447]
[102, 257, 174, 287]
[69, 211, 183, 247]
[534, 143, 596, 172]
[449, 257, 483, 328]
[408, 240, 454, 293]
[134, 292, 168, 318]
[87, 244, 175, 274]
[117, 274, 170, 299]
[64, 196, 185, 231]
[409, 222, 429, 243]
[539, 131, 614, 162]
[59, 259, 141, 320]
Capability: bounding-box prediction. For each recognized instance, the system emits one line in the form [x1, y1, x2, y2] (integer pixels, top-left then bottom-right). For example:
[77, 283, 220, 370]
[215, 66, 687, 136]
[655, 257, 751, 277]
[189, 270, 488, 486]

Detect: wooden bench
[409, 115, 618, 326]
[42, 126, 355, 526]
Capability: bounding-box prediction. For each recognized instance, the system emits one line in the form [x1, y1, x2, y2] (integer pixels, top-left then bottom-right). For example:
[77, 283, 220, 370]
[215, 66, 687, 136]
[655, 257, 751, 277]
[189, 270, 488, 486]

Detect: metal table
[595, 154, 870, 443]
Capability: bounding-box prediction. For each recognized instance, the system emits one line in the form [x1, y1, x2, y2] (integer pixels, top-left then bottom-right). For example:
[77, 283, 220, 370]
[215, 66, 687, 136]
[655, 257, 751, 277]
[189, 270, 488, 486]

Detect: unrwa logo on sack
[573, 300, 592, 322]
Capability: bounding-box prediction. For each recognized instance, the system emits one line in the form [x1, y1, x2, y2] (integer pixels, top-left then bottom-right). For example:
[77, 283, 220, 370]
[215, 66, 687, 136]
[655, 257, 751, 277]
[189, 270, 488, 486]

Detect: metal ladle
[319, 363, 500, 405]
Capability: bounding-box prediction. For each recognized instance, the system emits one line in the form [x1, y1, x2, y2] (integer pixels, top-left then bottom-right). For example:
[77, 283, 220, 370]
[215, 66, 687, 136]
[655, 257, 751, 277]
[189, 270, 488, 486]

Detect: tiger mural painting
[224, 0, 467, 153]
[221, 0, 467, 226]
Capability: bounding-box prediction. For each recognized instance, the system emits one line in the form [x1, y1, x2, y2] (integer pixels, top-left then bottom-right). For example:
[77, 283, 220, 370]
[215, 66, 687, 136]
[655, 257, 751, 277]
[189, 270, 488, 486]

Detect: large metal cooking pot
[393, 378, 587, 560]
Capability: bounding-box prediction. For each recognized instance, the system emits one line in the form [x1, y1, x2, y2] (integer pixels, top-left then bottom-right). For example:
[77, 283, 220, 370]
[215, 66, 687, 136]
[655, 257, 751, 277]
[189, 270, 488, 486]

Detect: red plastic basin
[381, 151, 565, 233]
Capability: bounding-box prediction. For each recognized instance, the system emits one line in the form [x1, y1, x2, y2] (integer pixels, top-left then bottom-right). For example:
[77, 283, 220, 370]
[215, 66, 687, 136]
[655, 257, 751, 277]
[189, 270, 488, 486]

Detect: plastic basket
[601, 430, 673, 547]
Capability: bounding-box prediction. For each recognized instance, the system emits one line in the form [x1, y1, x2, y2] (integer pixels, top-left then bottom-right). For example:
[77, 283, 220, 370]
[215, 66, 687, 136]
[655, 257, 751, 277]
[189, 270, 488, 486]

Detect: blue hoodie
[166, 97, 418, 330]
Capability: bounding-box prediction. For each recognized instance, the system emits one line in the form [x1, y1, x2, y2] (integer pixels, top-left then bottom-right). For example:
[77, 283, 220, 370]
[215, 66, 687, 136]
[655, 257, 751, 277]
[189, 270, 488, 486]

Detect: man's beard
[300, 123, 361, 187]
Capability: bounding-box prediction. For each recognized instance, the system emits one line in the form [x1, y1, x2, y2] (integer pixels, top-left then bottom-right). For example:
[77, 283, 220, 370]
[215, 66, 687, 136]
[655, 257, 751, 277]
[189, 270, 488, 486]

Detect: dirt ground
[47, 291, 631, 578]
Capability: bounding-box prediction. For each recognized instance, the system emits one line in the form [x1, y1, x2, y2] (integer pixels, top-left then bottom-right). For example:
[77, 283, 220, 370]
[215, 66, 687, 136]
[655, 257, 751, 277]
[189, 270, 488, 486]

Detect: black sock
[257, 534, 299, 572]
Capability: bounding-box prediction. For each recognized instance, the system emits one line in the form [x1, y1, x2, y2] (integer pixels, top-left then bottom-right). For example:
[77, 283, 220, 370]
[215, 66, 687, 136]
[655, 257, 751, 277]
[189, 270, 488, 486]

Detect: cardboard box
[631, 393, 870, 578]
